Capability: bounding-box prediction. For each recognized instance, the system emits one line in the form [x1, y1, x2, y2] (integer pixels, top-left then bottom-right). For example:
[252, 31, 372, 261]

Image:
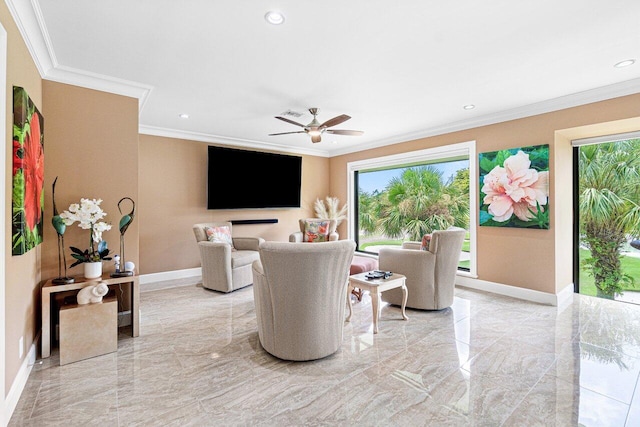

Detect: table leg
[400, 282, 409, 321]
[132, 277, 140, 337]
[346, 282, 354, 322]
[42, 289, 51, 358]
[371, 289, 380, 334]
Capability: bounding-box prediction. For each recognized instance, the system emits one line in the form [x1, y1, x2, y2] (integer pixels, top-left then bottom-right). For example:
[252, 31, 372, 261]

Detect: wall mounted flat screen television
[207, 146, 302, 210]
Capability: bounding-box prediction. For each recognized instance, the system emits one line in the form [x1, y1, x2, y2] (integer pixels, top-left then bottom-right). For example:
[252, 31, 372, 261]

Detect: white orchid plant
[60, 198, 113, 266]
[314, 196, 348, 226]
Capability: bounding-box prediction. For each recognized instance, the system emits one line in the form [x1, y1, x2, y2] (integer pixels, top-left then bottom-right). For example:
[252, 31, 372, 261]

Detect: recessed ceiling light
[463, 104, 475, 110]
[265, 11, 285, 25]
[179, 113, 189, 119]
[614, 59, 635, 68]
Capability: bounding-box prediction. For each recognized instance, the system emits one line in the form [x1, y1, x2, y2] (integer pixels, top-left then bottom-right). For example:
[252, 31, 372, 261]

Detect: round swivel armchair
[252, 240, 356, 361]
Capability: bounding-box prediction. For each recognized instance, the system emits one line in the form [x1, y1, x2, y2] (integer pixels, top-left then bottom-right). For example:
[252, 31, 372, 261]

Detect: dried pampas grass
[314, 196, 348, 225]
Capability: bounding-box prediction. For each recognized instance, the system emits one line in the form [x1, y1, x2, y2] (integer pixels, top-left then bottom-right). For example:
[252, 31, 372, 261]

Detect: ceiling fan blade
[275, 116, 306, 127]
[319, 114, 351, 129]
[325, 129, 364, 136]
[268, 131, 307, 136]
[311, 134, 322, 143]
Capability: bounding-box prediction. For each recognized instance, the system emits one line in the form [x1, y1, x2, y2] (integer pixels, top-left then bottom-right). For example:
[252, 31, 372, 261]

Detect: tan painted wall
[41, 81, 139, 280]
[138, 135, 330, 274]
[2, 2, 43, 396]
[330, 93, 640, 295]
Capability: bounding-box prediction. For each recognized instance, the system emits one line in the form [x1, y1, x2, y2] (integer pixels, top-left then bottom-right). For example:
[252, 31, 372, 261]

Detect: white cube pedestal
[59, 296, 117, 365]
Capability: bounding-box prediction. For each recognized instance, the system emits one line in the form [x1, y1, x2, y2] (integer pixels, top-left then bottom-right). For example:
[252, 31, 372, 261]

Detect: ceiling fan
[269, 108, 364, 143]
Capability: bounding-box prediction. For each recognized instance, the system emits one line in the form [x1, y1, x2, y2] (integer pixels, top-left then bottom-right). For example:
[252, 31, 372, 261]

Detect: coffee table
[346, 271, 408, 333]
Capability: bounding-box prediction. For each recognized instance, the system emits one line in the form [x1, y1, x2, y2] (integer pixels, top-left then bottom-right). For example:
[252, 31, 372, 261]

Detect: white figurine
[77, 282, 109, 305]
[114, 254, 121, 272]
[124, 261, 135, 273]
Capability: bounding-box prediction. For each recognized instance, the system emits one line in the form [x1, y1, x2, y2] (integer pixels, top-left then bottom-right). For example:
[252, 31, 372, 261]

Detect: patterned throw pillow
[420, 234, 432, 251]
[303, 219, 330, 243]
[204, 226, 235, 250]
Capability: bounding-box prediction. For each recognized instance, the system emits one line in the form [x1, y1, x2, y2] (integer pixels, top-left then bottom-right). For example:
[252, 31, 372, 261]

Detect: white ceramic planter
[83, 261, 103, 280]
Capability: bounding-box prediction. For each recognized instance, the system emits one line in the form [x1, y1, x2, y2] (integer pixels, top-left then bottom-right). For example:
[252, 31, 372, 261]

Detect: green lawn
[578, 248, 640, 296]
[360, 235, 471, 269]
[360, 239, 403, 251]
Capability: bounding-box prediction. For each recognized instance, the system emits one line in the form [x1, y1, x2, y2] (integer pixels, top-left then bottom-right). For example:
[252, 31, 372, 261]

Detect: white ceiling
[9, 0, 640, 157]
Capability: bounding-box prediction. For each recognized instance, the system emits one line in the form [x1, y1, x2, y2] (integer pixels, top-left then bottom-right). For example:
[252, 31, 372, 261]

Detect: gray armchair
[378, 227, 466, 310]
[193, 222, 264, 293]
[252, 240, 356, 361]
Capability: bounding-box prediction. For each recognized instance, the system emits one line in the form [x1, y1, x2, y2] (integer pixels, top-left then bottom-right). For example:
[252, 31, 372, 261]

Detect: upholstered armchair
[378, 227, 466, 310]
[289, 218, 339, 242]
[192, 222, 264, 293]
[252, 240, 356, 361]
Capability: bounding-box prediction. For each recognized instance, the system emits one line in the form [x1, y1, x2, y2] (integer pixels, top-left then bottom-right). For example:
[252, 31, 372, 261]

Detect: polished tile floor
[9, 280, 640, 426]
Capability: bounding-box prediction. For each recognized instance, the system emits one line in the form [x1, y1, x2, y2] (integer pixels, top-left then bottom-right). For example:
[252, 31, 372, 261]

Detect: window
[572, 131, 640, 302]
[347, 141, 477, 276]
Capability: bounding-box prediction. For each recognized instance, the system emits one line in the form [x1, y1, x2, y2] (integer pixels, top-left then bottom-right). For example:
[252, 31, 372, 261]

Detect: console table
[41, 274, 139, 358]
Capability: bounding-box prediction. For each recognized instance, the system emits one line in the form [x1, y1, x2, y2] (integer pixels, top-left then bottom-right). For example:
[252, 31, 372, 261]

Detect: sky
[358, 159, 469, 194]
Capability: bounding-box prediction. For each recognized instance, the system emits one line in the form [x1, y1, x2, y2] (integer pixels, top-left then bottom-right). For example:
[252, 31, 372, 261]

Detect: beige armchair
[289, 218, 339, 242]
[252, 240, 356, 361]
[193, 222, 264, 293]
[378, 227, 466, 310]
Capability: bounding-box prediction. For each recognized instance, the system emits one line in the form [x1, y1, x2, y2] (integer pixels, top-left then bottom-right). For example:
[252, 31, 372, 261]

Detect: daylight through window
[347, 141, 476, 275]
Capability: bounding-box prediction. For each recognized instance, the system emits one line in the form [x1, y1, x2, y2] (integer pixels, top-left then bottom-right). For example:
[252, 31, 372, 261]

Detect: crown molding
[46, 65, 153, 112]
[7, 0, 152, 111]
[5, 0, 54, 76]
[329, 77, 640, 157]
[139, 125, 330, 157]
[9, 0, 640, 158]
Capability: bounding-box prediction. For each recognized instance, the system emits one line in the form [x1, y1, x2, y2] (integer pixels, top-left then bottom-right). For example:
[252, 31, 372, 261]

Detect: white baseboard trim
[456, 276, 573, 307]
[139, 267, 201, 285]
[3, 338, 37, 425]
[556, 283, 576, 311]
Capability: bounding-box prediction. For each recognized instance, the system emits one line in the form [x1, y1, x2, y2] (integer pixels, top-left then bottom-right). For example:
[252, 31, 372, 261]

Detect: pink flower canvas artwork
[479, 144, 549, 229]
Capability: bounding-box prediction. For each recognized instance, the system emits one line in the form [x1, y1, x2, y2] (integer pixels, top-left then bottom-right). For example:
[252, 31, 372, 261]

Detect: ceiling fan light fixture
[269, 107, 363, 144]
[265, 11, 285, 25]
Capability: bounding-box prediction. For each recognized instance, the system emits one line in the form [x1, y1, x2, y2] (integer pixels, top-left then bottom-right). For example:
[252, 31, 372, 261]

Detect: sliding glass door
[574, 133, 640, 303]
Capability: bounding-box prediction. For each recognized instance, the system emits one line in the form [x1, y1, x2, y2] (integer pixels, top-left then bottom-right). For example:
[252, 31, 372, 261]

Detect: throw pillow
[303, 219, 330, 243]
[420, 234, 432, 251]
[204, 225, 235, 250]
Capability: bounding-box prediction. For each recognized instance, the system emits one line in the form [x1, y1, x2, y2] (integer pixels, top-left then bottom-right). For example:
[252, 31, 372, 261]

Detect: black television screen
[207, 146, 302, 209]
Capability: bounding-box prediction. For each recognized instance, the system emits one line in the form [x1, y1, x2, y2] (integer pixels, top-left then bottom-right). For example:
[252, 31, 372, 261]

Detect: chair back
[193, 222, 233, 243]
[252, 240, 355, 361]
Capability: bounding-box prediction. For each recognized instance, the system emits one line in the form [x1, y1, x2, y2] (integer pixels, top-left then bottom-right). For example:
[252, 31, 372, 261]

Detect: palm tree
[378, 166, 469, 241]
[579, 139, 640, 298]
[357, 190, 382, 235]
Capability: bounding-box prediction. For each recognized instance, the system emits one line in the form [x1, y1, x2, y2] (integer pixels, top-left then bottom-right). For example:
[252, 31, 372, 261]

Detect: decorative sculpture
[76, 282, 109, 304]
[51, 177, 74, 285]
[124, 261, 136, 274]
[111, 197, 135, 277]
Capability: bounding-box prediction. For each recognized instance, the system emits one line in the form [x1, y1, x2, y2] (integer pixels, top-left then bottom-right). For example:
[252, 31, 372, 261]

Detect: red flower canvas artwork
[12, 86, 45, 255]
